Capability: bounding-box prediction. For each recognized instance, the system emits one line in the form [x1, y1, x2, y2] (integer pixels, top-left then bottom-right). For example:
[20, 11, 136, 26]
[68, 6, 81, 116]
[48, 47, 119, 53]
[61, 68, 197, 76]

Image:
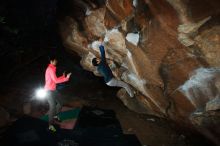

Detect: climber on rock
[91, 37, 134, 98]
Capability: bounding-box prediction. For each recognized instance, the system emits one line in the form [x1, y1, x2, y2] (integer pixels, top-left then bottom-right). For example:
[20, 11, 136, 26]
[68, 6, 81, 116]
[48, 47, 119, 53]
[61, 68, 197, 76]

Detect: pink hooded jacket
[44, 64, 69, 91]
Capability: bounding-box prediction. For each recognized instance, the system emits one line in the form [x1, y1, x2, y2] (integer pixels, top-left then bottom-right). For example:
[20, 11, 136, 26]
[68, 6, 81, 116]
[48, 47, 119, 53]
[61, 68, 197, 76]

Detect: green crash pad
[40, 108, 81, 121]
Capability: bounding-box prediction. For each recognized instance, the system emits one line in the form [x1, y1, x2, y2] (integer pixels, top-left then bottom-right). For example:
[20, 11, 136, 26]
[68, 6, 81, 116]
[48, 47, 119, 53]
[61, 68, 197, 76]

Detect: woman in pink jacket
[44, 55, 71, 132]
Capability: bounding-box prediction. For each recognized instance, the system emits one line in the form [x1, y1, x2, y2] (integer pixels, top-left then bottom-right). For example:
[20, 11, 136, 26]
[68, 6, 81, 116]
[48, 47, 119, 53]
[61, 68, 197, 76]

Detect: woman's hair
[48, 54, 57, 62]
[92, 58, 98, 66]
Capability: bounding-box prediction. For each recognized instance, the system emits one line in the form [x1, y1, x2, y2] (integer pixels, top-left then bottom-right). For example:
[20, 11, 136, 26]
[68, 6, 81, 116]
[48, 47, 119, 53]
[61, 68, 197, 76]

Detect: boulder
[58, 0, 220, 128]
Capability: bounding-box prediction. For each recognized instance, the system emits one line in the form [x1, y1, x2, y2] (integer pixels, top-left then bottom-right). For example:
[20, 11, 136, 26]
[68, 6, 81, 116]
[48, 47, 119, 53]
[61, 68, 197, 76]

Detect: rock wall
[57, 0, 220, 143]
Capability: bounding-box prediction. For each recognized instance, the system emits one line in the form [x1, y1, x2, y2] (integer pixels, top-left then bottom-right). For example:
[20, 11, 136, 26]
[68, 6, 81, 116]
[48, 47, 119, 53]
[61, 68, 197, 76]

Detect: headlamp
[35, 88, 47, 100]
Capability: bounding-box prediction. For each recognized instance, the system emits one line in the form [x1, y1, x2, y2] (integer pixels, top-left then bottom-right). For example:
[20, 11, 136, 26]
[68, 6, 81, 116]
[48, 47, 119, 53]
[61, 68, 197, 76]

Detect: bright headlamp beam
[36, 89, 47, 99]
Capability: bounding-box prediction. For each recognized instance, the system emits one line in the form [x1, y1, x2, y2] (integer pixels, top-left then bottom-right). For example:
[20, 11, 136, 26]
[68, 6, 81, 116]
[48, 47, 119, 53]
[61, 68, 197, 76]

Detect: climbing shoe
[53, 115, 61, 122]
[49, 125, 56, 132]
